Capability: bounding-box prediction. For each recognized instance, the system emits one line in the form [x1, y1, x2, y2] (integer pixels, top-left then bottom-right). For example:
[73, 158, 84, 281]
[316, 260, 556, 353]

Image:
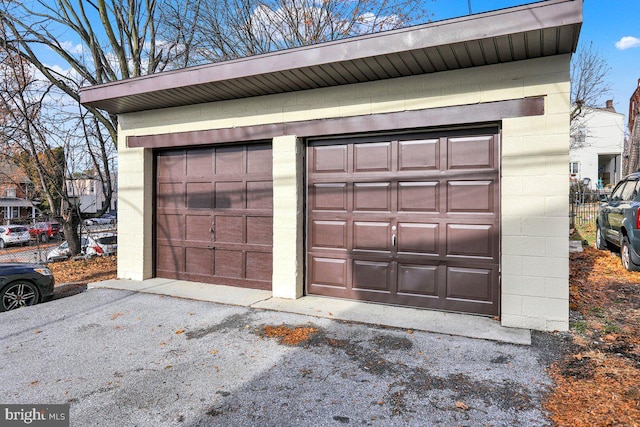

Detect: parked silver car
[46, 232, 117, 261]
[0, 225, 31, 249]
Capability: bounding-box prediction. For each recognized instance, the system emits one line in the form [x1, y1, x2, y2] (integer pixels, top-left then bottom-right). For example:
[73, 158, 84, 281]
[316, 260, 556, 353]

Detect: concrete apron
[89, 278, 531, 345]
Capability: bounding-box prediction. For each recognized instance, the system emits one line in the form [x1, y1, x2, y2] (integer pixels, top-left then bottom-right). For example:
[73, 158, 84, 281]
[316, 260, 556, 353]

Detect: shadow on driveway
[0, 288, 568, 426]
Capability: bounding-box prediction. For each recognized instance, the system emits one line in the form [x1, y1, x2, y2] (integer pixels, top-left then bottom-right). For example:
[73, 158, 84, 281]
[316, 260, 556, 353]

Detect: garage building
[81, 0, 581, 331]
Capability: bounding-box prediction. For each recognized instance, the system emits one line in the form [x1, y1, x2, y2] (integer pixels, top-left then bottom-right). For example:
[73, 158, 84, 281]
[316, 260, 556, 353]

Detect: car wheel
[595, 226, 607, 250]
[621, 237, 639, 272]
[0, 281, 40, 312]
[40, 233, 48, 243]
[0, 239, 6, 249]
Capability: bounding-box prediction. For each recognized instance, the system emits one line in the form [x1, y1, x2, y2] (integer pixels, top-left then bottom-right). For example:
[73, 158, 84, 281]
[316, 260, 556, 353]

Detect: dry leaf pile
[262, 325, 319, 345]
[544, 246, 640, 426]
[48, 256, 117, 285]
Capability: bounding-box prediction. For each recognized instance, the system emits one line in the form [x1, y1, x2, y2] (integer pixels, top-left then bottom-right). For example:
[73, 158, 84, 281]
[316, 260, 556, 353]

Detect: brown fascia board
[80, 0, 582, 113]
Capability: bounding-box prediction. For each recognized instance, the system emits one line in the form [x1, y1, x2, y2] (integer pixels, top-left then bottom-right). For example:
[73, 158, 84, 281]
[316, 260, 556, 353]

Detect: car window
[12, 226, 28, 232]
[621, 180, 638, 201]
[631, 181, 640, 201]
[96, 236, 117, 245]
[610, 181, 627, 202]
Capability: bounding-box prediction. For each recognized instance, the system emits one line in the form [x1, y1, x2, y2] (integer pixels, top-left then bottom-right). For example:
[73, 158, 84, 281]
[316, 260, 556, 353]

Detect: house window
[570, 162, 580, 175]
[576, 126, 586, 144]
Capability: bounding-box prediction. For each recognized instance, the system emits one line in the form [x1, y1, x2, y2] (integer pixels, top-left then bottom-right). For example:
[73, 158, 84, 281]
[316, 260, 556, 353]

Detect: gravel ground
[0, 288, 566, 426]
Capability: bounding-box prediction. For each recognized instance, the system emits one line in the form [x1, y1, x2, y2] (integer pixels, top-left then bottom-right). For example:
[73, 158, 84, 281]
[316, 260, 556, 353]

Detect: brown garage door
[307, 130, 500, 315]
[155, 143, 273, 290]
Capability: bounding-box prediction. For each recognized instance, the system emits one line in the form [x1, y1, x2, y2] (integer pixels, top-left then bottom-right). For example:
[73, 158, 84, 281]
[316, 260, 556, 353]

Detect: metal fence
[0, 217, 116, 264]
[569, 184, 609, 229]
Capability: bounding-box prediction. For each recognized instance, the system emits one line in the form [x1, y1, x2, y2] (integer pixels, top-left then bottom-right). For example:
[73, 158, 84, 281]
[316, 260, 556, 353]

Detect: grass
[572, 221, 596, 247]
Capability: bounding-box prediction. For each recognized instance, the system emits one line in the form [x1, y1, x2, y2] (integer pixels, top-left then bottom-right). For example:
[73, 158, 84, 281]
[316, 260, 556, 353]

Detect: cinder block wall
[117, 55, 570, 331]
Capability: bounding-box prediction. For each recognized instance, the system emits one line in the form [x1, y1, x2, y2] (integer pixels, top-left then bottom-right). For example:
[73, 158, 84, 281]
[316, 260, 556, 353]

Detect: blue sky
[430, 0, 640, 124]
[37, 0, 638, 124]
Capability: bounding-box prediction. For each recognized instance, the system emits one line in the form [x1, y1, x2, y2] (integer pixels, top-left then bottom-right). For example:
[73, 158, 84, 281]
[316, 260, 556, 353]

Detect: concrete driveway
[0, 287, 564, 426]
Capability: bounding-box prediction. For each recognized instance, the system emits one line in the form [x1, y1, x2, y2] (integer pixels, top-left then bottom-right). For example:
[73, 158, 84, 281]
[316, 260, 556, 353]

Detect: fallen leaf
[175, 329, 185, 335]
[210, 350, 218, 355]
[455, 401, 469, 411]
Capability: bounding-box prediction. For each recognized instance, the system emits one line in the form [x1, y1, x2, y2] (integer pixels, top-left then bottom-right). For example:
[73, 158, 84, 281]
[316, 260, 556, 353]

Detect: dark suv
[596, 172, 640, 271]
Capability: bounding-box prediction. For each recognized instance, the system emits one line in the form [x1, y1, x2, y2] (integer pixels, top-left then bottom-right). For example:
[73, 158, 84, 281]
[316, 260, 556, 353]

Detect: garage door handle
[392, 234, 396, 247]
[207, 245, 215, 250]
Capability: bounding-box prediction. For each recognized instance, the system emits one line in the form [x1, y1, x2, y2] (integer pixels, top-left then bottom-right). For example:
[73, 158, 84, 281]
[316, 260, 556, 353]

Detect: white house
[570, 100, 625, 189]
[67, 174, 117, 214]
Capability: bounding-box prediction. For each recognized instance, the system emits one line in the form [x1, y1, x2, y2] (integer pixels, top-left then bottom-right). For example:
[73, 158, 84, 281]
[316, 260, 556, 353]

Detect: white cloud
[615, 36, 640, 50]
[59, 40, 84, 54]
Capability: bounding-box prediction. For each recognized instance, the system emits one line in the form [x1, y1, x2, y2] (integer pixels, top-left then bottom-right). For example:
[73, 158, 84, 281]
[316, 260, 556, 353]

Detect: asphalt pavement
[0, 288, 566, 426]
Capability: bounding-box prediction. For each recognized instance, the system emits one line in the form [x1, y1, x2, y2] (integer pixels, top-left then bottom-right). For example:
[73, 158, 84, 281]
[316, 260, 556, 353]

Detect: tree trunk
[62, 214, 83, 256]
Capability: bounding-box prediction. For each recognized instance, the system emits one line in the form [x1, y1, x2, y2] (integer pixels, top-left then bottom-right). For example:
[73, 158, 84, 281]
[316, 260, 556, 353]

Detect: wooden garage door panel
[447, 266, 495, 303]
[312, 145, 347, 173]
[354, 183, 391, 211]
[157, 213, 183, 241]
[186, 215, 211, 242]
[311, 220, 347, 250]
[398, 182, 439, 212]
[448, 181, 495, 213]
[186, 182, 213, 209]
[397, 223, 438, 254]
[447, 224, 495, 259]
[307, 131, 499, 316]
[186, 247, 214, 275]
[155, 143, 272, 290]
[247, 145, 272, 173]
[247, 216, 272, 245]
[215, 146, 244, 174]
[353, 222, 391, 251]
[311, 257, 347, 288]
[186, 148, 214, 176]
[214, 216, 243, 243]
[354, 142, 392, 172]
[247, 181, 273, 209]
[448, 136, 494, 170]
[398, 139, 439, 171]
[157, 152, 184, 178]
[397, 264, 438, 296]
[157, 183, 184, 209]
[157, 244, 185, 273]
[353, 260, 391, 291]
[215, 182, 244, 209]
[312, 183, 347, 211]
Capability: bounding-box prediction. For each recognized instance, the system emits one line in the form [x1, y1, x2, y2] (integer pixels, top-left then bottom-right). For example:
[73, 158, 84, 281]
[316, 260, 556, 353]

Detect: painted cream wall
[117, 54, 571, 331]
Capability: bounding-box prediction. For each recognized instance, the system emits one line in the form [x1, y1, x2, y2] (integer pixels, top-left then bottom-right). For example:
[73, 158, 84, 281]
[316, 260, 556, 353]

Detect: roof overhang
[80, 0, 582, 115]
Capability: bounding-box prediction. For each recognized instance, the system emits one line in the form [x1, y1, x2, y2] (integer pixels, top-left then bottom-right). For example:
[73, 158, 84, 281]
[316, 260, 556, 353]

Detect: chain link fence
[0, 216, 116, 264]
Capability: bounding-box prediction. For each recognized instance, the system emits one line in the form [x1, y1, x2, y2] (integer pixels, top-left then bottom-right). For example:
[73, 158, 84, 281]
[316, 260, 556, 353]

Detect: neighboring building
[0, 161, 37, 222]
[81, 0, 581, 332]
[569, 100, 625, 189]
[625, 79, 640, 176]
[67, 171, 118, 214]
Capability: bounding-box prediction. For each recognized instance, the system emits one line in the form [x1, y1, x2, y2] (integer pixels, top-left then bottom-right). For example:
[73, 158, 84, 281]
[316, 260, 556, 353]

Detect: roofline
[81, 0, 582, 113]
